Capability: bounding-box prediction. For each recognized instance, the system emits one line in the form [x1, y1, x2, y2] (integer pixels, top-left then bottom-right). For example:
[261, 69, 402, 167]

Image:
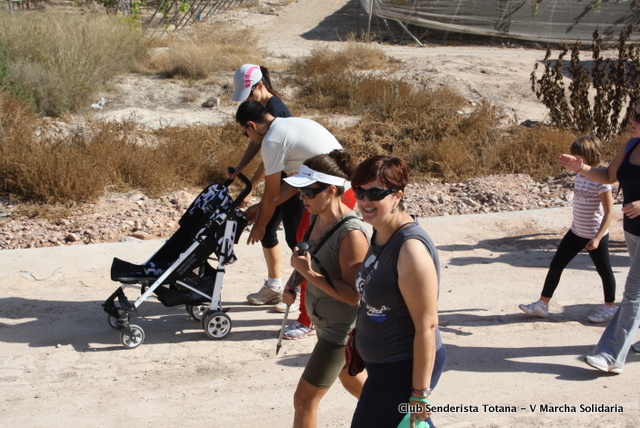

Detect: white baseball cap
[232, 64, 262, 101]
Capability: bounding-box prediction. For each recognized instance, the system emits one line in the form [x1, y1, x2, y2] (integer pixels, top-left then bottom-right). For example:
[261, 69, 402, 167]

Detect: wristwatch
[412, 388, 432, 398]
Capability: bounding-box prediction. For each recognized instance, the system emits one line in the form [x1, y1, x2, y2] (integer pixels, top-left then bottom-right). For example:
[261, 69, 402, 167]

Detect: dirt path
[1, 207, 639, 427]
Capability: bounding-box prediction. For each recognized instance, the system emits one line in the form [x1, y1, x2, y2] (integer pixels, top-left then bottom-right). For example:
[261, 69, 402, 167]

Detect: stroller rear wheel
[120, 324, 145, 349]
[202, 310, 231, 339]
[186, 304, 209, 322]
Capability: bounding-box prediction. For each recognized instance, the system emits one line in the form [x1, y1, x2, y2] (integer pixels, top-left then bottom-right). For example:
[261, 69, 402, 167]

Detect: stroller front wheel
[120, 324, 145, 349]
[202, 311, 232, 340]
[108, 309, 129, 329]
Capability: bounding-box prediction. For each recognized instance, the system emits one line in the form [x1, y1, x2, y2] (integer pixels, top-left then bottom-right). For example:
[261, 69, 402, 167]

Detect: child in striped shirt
[519, 136, 617, 322]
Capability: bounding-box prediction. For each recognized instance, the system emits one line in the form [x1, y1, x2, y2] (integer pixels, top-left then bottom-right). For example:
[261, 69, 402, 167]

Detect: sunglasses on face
[353, 187, 397, 201]
[299, 184, 329, 199]
[633, 111, 640, 123]
[248, 83, 258, 98]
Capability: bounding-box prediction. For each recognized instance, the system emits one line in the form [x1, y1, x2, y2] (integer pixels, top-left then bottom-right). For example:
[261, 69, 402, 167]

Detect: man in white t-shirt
[235, 100, 342, 304]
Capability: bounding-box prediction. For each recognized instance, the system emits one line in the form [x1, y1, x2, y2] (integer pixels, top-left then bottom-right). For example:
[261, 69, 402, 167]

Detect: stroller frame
[103, 173, 252, 349]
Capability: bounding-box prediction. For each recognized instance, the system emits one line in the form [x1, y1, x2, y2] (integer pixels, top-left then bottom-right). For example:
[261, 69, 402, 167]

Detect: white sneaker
[518, 300, 549, 318]
[246, 282, 283, 305]
[274, 300, 299, 313]
[283, 321, 315, 340]
[585, 354, 623, 374]
[587, 305, 616, 323]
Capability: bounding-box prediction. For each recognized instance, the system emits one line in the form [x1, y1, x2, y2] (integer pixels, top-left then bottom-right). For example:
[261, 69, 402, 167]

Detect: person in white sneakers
[519, 136, 616, 322]
[281, 150, 370, 427]
[235, 100, 342, 306]
[559, 107, 640, 374]
[228, 65, 292, 306]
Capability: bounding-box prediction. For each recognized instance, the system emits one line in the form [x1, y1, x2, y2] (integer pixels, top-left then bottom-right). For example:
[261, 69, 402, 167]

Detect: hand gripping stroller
[103, 173, 252, 349]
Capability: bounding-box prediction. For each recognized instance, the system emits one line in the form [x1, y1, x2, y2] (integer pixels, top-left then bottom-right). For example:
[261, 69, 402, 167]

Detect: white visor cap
[284, 165, 350, 189]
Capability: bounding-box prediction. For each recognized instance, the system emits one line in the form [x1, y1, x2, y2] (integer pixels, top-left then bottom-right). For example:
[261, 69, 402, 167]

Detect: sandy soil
[2, 1, 640, 427]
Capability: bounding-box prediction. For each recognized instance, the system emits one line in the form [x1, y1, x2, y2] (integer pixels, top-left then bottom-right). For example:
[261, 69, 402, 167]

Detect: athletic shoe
[585, 354, 623, 374]
[274, 300, 299, 313]
[518, 300, 549, 318]
[246, 282, 283, 305]
[283, 321, 315, 340]
[587, 305, 616, 323]
[632, 341, 640, 353]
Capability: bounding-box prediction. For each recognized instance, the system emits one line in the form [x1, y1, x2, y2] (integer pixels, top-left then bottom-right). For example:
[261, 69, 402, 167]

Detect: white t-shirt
[261, 117, 342, 176]
[571, 174, 612, 239]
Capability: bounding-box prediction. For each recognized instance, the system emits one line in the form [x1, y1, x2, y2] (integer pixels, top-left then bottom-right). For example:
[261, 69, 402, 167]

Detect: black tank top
[617, 138, 640, 236]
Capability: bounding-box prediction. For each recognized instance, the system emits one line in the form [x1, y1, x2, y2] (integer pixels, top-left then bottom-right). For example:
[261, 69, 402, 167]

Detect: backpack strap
[300, 214, 354, 290]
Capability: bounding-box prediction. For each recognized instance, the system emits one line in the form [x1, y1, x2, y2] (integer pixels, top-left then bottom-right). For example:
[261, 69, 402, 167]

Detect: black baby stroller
[103, 173, 251, 349]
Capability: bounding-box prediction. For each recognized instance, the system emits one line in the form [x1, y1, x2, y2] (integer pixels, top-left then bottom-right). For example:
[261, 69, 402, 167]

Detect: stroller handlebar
[225, 170, 252, 212]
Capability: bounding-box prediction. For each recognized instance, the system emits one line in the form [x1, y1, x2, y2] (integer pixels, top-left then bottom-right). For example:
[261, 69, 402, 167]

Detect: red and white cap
[232, 64, 262, 101]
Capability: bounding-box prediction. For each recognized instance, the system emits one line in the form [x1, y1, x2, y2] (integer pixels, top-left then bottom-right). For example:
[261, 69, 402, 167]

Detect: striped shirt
[570, 174, 612, 239]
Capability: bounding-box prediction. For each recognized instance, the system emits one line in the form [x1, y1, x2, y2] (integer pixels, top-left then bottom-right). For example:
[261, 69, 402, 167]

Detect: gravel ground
[2, 171, 619, 250]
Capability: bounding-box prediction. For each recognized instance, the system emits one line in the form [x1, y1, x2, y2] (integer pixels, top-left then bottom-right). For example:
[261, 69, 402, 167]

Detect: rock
[117, 236, 143, 243]
[130, 231, 152, 240]
[1, 173, 582, 250]
[201, 97, 219, 108]
[65, 233, 80, 242]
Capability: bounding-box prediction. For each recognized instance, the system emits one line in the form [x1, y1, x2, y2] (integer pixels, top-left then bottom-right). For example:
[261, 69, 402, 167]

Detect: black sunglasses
[353, 187, 397, 201]
[633, 111, 640, 123]
[299, 184, 329, 199]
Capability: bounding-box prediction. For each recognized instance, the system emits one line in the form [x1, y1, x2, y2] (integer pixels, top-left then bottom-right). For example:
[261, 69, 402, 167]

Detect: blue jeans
[594, 231, 640, 368]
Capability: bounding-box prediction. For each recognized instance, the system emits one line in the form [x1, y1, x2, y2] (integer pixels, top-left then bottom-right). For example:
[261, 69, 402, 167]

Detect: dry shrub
[490, 126, 576, 179]
[144, 23, 262, 79]
[288, 42, 393, 77]
[288, 43, 398, 114]
[0, 13, 145, 116]
[0, 92, 249, 203]
[1, 117, 114, 203]
[150, 121, 251, 188]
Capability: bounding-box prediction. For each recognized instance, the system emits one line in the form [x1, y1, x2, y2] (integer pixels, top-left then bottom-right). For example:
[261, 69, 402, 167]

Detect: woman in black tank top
[559, 105, 640, 373]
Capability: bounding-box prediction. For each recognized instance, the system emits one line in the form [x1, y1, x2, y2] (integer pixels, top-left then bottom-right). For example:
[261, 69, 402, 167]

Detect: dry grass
[287, 42, 399, 114]
[1, 19, 634, 205]
[0, 92, 249, 203]
[142, 23, 262, 79]
[288, 42, 395, 76]
[0, 13, 145, 116]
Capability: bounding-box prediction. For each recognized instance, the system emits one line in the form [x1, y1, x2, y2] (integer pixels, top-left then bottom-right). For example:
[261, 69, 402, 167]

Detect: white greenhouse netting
[360, 0, 640, 43]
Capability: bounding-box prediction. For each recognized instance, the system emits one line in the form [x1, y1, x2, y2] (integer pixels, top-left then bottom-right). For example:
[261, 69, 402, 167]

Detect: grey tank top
[304, 214, 371, 345]
[355, 222, 443, 363]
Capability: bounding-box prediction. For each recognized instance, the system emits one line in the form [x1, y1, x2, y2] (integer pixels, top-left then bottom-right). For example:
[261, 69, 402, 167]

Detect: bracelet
[409, 396, 431, 404]
[412, 388, 432, 397]
[576, 159, 585, 173]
